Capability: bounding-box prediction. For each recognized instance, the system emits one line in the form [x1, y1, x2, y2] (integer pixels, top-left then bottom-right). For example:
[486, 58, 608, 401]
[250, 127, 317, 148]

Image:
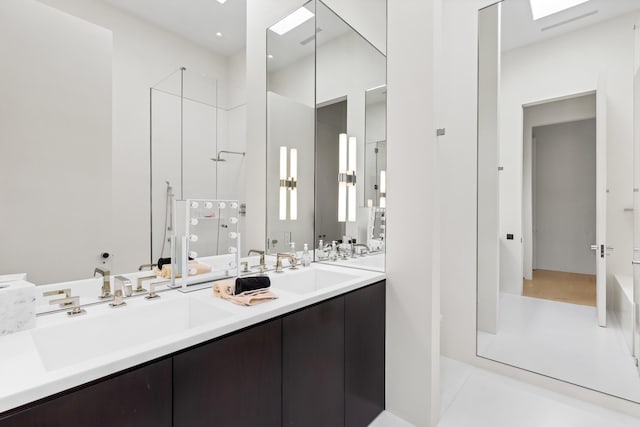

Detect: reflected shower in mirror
[477, 0, 640, 402]
[151, 68, 246, 263]
[0, 0, 248, 284]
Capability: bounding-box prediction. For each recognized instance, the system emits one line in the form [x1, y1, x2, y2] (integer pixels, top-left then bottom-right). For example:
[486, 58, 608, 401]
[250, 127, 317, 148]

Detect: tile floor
[369, 357, 640, 426]
[477, 292, 640, 401]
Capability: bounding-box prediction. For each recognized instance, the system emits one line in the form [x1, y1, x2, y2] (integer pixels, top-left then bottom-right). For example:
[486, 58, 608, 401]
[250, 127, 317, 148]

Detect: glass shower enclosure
[150, 67, 245, 266]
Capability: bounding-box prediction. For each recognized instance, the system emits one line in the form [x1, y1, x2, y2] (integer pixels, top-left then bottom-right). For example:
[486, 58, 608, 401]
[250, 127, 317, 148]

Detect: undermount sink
[341, 253, 385, 270]
[269, 267, 359, 295]
[31, 297, 232, 371]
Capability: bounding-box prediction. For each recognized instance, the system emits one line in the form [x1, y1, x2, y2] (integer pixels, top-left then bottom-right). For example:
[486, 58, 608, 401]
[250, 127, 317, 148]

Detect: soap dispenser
[302, 244, 311, 267]
[317, 239, 325, 260]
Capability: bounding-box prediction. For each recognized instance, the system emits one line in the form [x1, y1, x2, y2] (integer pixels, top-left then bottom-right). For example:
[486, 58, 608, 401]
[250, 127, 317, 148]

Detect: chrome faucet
[352, 243, 369, 256]
[43, 289, 85, 316]
[275, 253, 297, 273]
[110, 276, 131, 308]
[247, 249, 266, 270]
[94, 268, 111, 299]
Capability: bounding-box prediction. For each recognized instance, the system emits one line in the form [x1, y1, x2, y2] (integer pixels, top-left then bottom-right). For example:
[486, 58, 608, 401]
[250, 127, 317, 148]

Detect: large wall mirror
[477, 0, 640, 402]
[266, 0, 386, 272]
[0, 0, 248, 284]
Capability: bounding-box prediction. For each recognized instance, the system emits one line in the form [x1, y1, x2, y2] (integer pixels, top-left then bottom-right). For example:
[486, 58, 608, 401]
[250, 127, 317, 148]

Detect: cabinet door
[283, 297, 345, 427]
[0, 358, 172, 427]
[345, 281, 386, 426]
[173, 318, 282, 427]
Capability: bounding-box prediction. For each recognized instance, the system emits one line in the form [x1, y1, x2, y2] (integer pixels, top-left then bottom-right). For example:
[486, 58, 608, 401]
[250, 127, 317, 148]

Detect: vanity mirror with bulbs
[266, 0, 387, 272]
[477, 0, 640, 403]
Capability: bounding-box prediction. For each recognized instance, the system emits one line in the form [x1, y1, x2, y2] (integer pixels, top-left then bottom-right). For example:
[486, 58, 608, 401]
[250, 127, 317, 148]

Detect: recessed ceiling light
[269, 7, 314, 36]
[216, 32, 223, 37]
[529, 0, 589, 20]
[216, 0, 227, 4]
[267, 54, 274, 59]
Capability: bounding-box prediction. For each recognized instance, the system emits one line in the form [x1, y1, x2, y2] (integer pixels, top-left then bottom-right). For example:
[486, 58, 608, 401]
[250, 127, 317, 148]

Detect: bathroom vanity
[0, 264, 385, 427]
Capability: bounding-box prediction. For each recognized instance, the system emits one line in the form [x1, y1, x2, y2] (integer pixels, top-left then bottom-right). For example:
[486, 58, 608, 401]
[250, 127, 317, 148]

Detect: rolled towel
[213, 278, 236, 297]
[213, 279, 277, 306]
[156, 261, 212, 279]
[235, 276, 271, 295]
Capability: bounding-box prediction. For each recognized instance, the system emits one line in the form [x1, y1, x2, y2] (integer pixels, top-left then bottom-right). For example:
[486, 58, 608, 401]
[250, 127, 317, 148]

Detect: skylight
[529, 0, 589, 20]
[269, 7, 314, 35]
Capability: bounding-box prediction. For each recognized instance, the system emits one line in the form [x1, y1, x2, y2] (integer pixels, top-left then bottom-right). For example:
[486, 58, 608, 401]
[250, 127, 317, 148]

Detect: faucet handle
[145, 281, 162, 300]
[135, 274, 156, 293]
[43, 288, 71, 299]
[109, 289, 127, 308]
[45, 292, 85, 316]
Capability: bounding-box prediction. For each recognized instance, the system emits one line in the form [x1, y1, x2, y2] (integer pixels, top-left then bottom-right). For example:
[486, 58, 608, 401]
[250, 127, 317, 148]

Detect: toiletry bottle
[302, 244, 311, 267]
[317, 239, 325, 259]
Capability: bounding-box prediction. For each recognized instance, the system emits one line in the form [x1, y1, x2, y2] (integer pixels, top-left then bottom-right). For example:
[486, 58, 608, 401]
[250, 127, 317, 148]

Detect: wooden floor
[523, 269, 596, 307]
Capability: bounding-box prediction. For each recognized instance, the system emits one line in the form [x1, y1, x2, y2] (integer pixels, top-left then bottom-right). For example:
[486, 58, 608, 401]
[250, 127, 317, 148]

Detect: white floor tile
[438, 357, 640, 427]
[369, 357, 640, 426]
[477, 293, 640, 401]
[369, 410, 416, 427]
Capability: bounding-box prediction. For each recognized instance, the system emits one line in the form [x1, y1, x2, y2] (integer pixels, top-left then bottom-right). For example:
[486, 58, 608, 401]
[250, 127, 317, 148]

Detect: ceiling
[501, 0, 640, 52]
[101, 0, 246, 57]
[267, 2, 353, 73]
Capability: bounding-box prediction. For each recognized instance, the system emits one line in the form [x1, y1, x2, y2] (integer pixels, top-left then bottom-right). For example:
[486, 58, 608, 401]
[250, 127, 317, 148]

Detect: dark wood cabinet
[0, 280, 385, 427]
[0, 358, 172, 427]
[173, 318, 282, 427]
[345, 280, 386, 426]
[283, 296, 345, 427]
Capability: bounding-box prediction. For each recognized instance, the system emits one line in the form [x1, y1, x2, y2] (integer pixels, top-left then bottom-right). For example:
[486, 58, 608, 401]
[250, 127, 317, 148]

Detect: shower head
[211, 150, 246, 162]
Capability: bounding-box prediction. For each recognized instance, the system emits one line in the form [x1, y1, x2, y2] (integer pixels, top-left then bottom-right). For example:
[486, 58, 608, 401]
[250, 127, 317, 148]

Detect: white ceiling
[101, 0, 246, 57]
[267, 2, 353, 73]
[501, 0, 640, 52]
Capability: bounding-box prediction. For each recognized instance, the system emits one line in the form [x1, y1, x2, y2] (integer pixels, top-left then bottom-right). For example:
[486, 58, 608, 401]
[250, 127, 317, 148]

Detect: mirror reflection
[477, 0, 640, 402]
[265, 0, 386, 272]
[0, 0, 248, 284]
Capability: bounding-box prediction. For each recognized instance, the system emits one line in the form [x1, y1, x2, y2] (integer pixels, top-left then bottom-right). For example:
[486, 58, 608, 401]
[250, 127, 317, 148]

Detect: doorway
[524, 118, 597, 306]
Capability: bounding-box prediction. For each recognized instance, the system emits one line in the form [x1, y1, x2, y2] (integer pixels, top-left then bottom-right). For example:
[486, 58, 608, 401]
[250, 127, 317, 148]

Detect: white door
[593, 81, 607, 327]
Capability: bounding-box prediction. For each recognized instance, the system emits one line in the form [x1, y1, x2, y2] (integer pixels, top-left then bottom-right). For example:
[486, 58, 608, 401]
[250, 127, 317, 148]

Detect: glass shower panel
[150, 68, 219, 262]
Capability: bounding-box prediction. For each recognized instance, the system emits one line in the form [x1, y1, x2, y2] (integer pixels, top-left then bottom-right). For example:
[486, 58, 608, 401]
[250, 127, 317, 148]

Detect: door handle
[590, 244, 598, 251]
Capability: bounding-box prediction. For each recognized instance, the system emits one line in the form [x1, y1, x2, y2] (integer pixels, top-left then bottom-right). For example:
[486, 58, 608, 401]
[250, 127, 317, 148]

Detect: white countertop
[0, 263, 384, 413]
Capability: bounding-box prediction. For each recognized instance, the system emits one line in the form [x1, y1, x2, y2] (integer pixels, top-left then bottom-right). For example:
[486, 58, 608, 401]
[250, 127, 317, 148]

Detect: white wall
[387, 0, 441, 425]
[499, 12, 637, 295]
[0, 0, 112, 284]
[533, 119, 597, 275]
[439, 0, 640, 418]
[37, 0, 246, 273]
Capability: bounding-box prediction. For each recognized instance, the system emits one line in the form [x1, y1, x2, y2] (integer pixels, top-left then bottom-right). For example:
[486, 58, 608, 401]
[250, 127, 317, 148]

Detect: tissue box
[0, 280, 36, 336]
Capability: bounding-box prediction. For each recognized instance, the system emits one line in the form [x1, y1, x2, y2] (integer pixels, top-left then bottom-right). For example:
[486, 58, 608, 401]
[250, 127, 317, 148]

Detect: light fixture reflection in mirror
[338, 134, 348, 222]
[278, 146, 298, 221]
[338, 133, 357, 222]
[379, 170, 386, 208]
